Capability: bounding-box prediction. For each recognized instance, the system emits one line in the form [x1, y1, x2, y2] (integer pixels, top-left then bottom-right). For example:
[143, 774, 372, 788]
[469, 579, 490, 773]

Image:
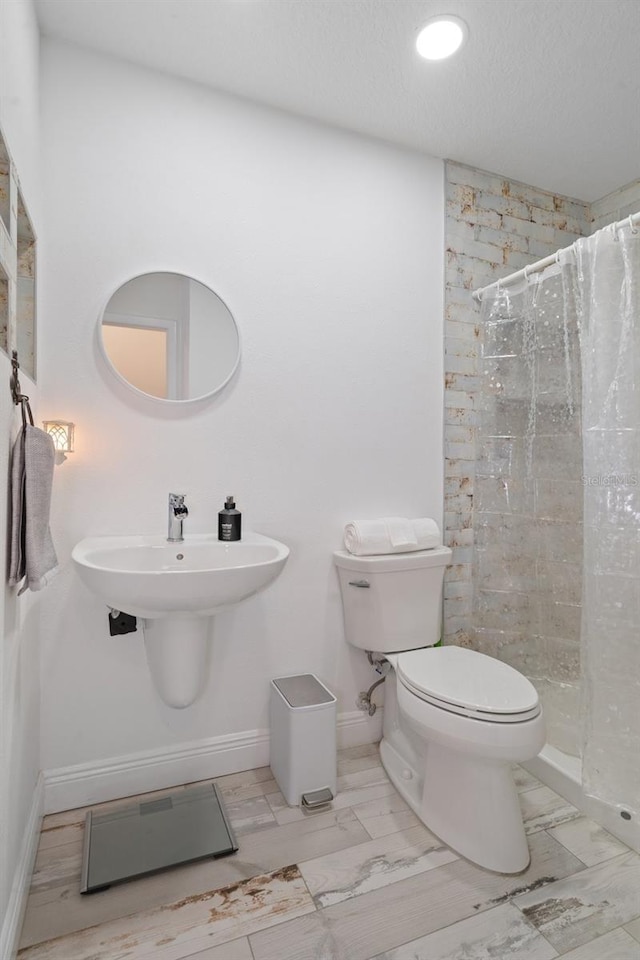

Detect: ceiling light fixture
[416, 16, 468, 61]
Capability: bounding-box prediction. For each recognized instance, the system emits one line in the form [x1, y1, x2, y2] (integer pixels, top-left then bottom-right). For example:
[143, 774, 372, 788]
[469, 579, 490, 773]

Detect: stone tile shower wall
[443, 161, 590, 642]
[590, 179, 640, 232]
[443, 162, 640, 753]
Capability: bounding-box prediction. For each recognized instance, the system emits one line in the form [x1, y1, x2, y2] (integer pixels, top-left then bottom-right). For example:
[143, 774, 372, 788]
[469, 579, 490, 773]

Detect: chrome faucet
[168, 493, 188, 542]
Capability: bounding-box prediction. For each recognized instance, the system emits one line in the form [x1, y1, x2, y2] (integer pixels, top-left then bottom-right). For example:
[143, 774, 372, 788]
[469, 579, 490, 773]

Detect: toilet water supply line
[357, 652, 390, 716]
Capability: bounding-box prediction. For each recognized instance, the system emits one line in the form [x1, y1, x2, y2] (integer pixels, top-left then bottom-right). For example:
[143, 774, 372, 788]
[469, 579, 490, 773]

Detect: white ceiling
[35, 0, 640, 202]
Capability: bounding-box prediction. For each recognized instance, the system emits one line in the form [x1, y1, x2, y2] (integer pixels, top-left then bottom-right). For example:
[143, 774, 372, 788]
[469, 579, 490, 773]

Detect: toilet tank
[334, 546, 452, 653]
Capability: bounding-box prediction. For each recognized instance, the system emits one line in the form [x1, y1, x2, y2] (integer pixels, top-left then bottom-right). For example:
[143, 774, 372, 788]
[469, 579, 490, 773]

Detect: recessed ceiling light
[416, 16, 468, 61]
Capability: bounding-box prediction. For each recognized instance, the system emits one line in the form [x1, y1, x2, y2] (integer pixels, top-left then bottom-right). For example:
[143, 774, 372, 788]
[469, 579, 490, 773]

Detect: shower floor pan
[80, 782, 238, 893]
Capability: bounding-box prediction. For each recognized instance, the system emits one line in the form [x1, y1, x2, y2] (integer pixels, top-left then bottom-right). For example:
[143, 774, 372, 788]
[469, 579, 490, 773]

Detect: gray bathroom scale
[80, 783, 238, 893]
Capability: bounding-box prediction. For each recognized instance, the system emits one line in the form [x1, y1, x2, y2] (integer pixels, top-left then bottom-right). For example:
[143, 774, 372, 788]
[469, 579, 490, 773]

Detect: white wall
[39, 41, 444, 790]
[0, 0, 42, 943]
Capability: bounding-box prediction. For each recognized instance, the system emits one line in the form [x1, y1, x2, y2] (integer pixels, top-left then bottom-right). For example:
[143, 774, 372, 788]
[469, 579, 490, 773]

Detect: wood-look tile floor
[18, 745, 640, 960]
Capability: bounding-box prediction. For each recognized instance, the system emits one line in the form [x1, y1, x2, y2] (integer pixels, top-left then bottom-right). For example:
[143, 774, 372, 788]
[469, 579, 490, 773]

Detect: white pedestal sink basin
[72, 532, 290, 618]
[72, 533, 289, 708]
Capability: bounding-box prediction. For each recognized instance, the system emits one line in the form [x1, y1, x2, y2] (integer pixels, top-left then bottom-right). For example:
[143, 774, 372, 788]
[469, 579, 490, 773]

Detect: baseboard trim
[337, 709, 383, 749]
[44, 710, 382, 814]
[0, 772, 44, 960]
[44, 728, 271, 814]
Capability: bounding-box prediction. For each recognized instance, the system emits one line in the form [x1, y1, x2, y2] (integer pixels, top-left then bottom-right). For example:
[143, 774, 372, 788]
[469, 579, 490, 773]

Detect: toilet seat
[396, 646, 541, 724]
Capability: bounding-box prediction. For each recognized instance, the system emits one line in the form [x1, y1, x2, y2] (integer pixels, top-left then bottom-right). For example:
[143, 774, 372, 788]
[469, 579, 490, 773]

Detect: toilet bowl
[334, 546, 546, 873]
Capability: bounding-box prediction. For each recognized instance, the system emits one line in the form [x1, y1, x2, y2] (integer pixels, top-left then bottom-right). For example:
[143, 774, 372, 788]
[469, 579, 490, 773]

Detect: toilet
[334, 546, 546, 873]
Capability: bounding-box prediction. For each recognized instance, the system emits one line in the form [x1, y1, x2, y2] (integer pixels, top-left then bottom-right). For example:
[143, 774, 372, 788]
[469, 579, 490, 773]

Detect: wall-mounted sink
[72, 532, 289, 709]
[72, 532, 289, 619]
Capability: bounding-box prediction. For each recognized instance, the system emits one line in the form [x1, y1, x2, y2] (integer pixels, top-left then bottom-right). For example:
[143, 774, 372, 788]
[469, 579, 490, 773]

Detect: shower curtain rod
[472, 210, 640, 302]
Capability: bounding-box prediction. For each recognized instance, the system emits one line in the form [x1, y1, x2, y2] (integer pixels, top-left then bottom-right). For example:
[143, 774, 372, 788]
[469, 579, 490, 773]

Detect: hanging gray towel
[9, 425, 59, 593]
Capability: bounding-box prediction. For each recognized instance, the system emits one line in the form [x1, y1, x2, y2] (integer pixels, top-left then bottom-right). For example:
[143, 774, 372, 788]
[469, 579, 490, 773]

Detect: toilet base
[380, 733, 531, 873]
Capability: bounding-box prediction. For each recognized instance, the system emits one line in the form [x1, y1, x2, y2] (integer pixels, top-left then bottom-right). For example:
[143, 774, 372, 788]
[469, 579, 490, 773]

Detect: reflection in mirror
[17, 191, 36, 380]
[100, 273, 240, 402]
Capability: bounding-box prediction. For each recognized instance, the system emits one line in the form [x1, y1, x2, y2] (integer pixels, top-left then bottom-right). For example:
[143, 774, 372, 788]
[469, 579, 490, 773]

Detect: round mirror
[99, 272, 240, 402]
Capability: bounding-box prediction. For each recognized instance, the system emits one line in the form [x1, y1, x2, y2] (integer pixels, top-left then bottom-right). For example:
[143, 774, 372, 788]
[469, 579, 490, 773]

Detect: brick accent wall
[590, 179, 640, 231]
[443, 162, 591, 646]
[442, 164, 640, 648]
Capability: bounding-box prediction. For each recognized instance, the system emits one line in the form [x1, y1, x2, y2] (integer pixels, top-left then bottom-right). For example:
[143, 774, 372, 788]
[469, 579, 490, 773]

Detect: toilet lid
[396, 647, 540, 721]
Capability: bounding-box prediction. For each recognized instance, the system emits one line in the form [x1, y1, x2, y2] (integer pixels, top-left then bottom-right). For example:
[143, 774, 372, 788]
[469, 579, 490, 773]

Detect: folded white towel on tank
[343, 517, 441, 556]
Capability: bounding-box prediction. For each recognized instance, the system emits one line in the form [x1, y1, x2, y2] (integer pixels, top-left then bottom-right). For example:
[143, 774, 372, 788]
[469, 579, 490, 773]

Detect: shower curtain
[473, 218, 639, 818]
[567, 223, 640, 819]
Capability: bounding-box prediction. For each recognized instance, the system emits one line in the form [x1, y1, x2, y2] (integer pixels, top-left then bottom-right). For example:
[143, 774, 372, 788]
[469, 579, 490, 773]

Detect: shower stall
[471, 215, 639, 849]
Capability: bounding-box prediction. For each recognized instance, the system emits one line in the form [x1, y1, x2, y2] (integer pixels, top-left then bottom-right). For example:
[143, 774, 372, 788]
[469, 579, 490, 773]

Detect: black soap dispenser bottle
[218, 496, 241, 541]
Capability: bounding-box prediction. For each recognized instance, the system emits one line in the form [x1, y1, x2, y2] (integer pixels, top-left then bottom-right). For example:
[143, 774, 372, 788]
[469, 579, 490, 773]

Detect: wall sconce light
[43, 420, 75, 465]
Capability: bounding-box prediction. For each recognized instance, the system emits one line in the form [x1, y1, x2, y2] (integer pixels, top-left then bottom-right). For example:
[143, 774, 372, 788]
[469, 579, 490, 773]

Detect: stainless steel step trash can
[270, 674, 337, 808]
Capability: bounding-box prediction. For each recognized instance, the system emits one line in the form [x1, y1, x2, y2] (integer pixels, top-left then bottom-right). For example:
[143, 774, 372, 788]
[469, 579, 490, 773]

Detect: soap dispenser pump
[218, 496, 241, 541]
